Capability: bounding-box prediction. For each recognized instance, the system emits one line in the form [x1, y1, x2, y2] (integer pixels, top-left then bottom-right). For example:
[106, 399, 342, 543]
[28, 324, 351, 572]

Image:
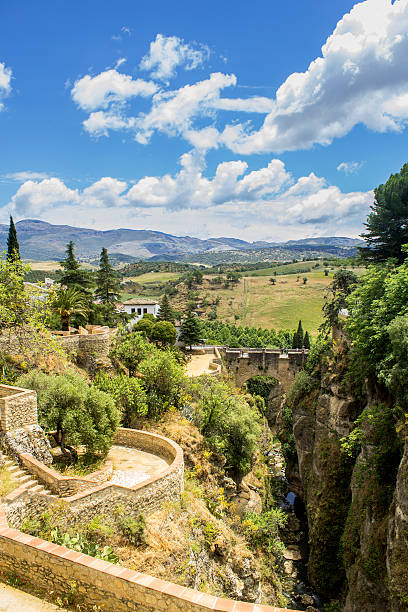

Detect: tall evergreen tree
[360, 162, 408, 264]
[179, 308, 202, 350]
[292, 320, 304, 349]
[95, 248, 121, 303]
[303, 331, 310, 350]
[157, 293, 175, 323]
[6, 216, 20, 261]
[58, 241, 93, 296]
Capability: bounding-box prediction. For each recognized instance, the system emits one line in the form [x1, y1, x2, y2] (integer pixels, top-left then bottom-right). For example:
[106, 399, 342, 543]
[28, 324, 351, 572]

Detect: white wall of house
[124, 303, 160, 324]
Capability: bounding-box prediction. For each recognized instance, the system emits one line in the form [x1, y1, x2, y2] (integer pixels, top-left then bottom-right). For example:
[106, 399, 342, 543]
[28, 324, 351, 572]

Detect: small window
[131, 308, 135, 314]
[137, 308, 142, 315]
[143, 308, 148, 314]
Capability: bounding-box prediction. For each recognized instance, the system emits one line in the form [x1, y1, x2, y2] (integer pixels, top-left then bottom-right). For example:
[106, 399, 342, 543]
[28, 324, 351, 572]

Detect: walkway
[108, 445, 168, 488]
[0, 583, 65, 611]
[185, 353, 215, 377]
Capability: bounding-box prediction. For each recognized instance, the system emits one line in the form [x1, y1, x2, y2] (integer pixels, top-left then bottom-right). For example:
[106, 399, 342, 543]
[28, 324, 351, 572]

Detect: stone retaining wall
[0, 384, 37, 431]
[5, 428, 184, 527]
[0, 502, 295, 612]
[19, 454, 114, 496]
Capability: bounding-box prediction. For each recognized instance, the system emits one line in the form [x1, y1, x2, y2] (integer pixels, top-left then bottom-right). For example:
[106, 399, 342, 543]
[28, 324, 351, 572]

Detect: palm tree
[52, 288, 89, 331]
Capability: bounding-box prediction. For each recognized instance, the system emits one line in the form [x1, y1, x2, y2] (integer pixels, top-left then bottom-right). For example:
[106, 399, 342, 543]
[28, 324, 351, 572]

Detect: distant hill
[0, 219, 363, 262]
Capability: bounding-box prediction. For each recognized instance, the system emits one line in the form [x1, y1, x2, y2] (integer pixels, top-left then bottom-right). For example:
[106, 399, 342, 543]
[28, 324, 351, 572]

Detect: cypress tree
[7, 216, 20, 261]
[157, 293, 175, 323]
[296, 320, 304, 347]
[303, 331, 310, 349]
[95, 247, 121, 303]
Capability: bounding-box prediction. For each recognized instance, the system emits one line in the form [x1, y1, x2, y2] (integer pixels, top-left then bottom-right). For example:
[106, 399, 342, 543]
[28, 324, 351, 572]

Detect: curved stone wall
[5, 428, 184, 526]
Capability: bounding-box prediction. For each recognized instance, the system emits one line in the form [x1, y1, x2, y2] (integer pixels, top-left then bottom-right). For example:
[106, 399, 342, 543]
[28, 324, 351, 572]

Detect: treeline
[200, 320, 293, 348]
[121, 261, 196, 277]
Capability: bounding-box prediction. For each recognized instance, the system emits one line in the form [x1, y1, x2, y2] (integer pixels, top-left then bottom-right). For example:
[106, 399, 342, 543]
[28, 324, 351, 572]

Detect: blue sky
[1, 0, 408, 241]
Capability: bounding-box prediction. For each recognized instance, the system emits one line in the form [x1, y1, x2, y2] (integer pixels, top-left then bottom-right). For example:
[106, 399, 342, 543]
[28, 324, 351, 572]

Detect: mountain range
[0, 219, 363, 262]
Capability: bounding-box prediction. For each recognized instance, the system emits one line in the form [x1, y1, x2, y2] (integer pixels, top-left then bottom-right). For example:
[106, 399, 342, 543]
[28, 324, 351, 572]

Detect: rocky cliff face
[280, 348, 408, 611]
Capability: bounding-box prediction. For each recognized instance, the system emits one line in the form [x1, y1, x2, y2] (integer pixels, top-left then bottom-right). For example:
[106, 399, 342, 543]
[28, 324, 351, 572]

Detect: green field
[126, 272, 181, 283]
[208, 272, 332, 335]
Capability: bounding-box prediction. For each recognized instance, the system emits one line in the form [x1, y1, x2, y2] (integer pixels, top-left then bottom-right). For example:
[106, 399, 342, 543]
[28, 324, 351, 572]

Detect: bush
[138, 350, 184, 414]
[93, 373, 148, 426]
[109, 331, 152, 376]
[119, 514, 146, 546]
[187, 376, 261, 479]
[242, 509, 287, 556]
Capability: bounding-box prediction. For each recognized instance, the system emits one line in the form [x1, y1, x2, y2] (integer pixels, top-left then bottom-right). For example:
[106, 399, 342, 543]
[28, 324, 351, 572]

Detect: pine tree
[360, 163, 408, 264]
[179, 308, 202, 350]
[303, 331, 310, 349]
[157, 293, 175, 323]
[95, 248, 121, 303]
[6, 216, 20, 261]
[58, 241, 93, 296]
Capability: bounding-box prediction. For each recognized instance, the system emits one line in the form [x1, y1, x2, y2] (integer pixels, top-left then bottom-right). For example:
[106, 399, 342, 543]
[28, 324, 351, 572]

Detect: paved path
[185, 353, 215, 377]
[108, 444, 168, 487]
[0, 583, 65, 611]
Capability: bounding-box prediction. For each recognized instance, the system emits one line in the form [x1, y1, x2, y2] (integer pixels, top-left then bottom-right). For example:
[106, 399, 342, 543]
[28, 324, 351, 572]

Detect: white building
[123, 298, 160, 324]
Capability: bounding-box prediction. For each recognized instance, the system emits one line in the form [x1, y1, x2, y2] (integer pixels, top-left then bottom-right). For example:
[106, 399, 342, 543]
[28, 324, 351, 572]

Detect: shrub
[242, 509, 287, 556]
[187, 376, 261, 479]
[119, 514, 146, 546]
[138, 350, 184, 414]
[93, 372, 148, 426]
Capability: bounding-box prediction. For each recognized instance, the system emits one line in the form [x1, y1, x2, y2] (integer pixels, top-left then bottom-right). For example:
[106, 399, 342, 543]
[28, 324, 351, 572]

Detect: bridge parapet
[221, 348, 308, 390]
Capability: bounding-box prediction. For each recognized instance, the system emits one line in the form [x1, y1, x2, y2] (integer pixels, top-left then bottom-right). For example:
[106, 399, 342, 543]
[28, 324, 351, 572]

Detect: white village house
[122, 298, 160, 324]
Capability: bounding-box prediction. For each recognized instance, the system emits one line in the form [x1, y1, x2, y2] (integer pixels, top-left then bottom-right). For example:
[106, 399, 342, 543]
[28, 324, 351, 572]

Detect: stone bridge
[221, 348, 308, 390]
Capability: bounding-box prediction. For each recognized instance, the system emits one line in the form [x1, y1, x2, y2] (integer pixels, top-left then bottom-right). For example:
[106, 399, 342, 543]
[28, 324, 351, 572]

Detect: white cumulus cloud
[71, 69, 157, 112]
[220, 0, 408, 153]
[140, 34, 210, 81]
[0, 62, 12, 110]
[5, 156, 372, 240]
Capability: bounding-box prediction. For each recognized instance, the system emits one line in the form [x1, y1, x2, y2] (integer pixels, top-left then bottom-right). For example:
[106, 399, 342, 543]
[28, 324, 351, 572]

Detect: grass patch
[212, 273, 330, 334]
[52, 454, 106, 477]
[127, 271, 181, 283]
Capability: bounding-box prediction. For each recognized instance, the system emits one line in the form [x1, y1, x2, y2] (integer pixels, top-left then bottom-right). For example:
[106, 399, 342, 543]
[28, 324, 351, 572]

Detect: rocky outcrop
[0, 424, 52, 465]
[281, 354, 408, 611]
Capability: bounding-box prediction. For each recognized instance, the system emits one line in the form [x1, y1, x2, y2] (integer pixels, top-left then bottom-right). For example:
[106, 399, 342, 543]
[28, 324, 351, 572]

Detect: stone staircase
[0, 450, 53, 497]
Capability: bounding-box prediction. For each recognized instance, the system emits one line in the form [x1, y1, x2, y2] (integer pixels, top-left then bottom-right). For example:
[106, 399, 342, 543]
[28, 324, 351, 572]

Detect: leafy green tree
[58, 241, 93, 296]
[269, 277, 276, 285]
[150, 321, 177, 346]
[157, 293, 175, 323]
[303, 277, 308, 284]
[138, 350, 184, 413]
[6, 216, 20, 261]
[187, 376, 261, 479]
[321, 269, 358, 333]
[95, 248, 121, 303]
[134, 316, 155, 338]
[179, 309, 202, 349]
[52, 288, 89, 331]
[88, 302, 129, 328]
[360, 163, 408, 264]
[93, 372, 148, 426]
[346, 259, 408, 375]
[0, 254, 60, 360]
[109, 331, 152, 376]
[17, 370, 120, 459]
